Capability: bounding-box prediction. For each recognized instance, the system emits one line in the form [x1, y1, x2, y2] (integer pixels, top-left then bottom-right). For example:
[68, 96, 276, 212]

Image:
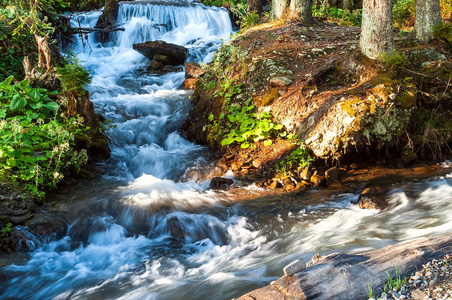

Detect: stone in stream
[185, 62, 205, 78]
[357, 187, 388, 210]
[133, 40, 188, 66]
[209, 177, 234, 189]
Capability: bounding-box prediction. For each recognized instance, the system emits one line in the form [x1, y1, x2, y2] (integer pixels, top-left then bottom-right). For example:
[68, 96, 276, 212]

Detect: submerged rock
[210, 177, 234, 188]
[357, 187, 388, 210]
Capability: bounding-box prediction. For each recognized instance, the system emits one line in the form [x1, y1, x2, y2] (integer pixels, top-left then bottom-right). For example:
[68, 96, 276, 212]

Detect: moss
[397, 90, 417, 109]
[369, 73, 396, 87]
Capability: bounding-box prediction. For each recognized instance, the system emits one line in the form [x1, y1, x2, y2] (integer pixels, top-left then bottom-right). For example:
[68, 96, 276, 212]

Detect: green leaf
[264, 140, 273, 146]
[28, 89, 41, 102]
[10, 94, 27, 111]
[0, 109, 6, 118]
[240, 142, 250, 148]
[44, 102, 59, 111]
[30, 102, 43, 109]
[221, 137, 235, 146]
[35, 156, 48, 161]
[259, 120, 272, 132]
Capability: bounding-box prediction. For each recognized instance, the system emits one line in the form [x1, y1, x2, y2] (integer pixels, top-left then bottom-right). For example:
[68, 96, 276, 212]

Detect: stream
[2, 1, 452, 299]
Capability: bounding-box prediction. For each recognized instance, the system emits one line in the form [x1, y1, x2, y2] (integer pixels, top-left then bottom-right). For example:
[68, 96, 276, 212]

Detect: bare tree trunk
[247, 0, 263, 15]
[272, 0, 289, 19]
[34, 35, 53, 72]
[413, 0, 442, 43]
[359, 0, 394, 60]
[289, 0, 313, 22]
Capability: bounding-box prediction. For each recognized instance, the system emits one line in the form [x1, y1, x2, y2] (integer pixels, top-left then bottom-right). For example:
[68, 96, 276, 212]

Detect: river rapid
[2, 1, 452, 299]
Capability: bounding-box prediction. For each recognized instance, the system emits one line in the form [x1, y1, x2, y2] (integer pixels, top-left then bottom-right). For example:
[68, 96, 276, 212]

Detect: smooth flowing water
[2, 2, 452, 299]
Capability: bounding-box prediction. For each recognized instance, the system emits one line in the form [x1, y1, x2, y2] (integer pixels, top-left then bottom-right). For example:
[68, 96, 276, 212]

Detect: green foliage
[275, 144, 313, 175]
[368, 279, 373, 299]
[0, 221, 12, 237]
[392, 0, 415, 29]
[0, 76, 89, 197]
[379, 51, 408, 69]
[221, 98, 284, 148]
[312, 5, 362, 26]
[57, 54, 92, 93]
[433, 22, 452, 44]
[240, 12, 261, 28]
[0, 7, 37, 81]
[383, 266, 404, 292]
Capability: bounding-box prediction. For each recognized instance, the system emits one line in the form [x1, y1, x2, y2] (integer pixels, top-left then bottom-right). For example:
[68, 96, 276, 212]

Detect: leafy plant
[221, 98, 284, 148]
[312, 4, 362, 26]
[0, 221, 12, 237]
[433, 22, 452, 45]
[276, 144, 314, 175]
[240, 11, 261, 28]
[0, 76, 89, 197]
[57, 54, 92, 93]
[392, 0, 415, 29]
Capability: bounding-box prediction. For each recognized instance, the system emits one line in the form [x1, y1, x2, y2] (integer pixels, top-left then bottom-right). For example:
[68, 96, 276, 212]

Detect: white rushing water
[2, 2, 452, 300]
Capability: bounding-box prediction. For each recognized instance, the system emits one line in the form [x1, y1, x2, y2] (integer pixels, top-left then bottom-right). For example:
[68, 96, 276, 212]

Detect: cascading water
[2, 2, 452, 300]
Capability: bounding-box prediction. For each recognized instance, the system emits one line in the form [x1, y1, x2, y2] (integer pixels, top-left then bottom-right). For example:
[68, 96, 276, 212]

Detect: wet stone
[210, 177, 234, 189]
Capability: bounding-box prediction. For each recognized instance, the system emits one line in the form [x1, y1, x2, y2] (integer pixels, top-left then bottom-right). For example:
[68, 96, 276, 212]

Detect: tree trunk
[247, 0, 263, 16]
[359, 0, 394, 60]
[289, 0, 313, 22]
[95, 0, 119, 43]
[413, 0, 442, 43]
[238, 232, 452, 300]
[272, 0, 289, 20]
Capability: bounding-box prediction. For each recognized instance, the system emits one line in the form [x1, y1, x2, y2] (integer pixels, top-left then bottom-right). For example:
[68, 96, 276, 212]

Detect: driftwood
[238, 232, 452, 300]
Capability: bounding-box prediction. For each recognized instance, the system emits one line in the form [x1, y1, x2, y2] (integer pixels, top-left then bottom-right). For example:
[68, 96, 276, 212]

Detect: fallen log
[238, 232, 452, 300]
[71, 27, 125, 34]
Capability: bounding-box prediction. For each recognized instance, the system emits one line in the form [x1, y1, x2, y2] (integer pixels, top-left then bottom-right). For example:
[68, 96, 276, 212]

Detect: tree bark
[247, 0, 263, 16]
[272, 0, 289, 20]
[289, 0, 313, 22]
[359, 0, 394, 59]
[413, 0, 442, 43]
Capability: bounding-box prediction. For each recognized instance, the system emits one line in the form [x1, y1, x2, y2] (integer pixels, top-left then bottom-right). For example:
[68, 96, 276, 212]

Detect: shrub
[0, 76, 89, 197]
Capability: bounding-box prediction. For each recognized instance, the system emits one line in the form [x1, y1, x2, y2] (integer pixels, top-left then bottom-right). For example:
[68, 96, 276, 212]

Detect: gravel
[370, 253, 452, 300]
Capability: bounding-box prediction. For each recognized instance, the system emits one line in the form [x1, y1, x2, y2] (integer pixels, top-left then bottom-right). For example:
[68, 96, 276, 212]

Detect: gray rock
[269, 77, 293, 87]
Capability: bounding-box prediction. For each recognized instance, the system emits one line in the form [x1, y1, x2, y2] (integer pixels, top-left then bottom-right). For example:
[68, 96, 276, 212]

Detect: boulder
[133, 40, 188, 66]
[210, 177, 234, 189]
[357, 187, 388, 210]
[185, 62, 205, 78]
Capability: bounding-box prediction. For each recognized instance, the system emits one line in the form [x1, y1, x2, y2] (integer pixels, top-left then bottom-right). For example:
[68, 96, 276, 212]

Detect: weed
[276, 144, 314, 175]
[0, 222, 12, 237]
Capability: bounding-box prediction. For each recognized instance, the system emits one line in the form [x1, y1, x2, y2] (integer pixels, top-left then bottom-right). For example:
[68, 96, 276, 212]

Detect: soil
[183, 18, 452, 194]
